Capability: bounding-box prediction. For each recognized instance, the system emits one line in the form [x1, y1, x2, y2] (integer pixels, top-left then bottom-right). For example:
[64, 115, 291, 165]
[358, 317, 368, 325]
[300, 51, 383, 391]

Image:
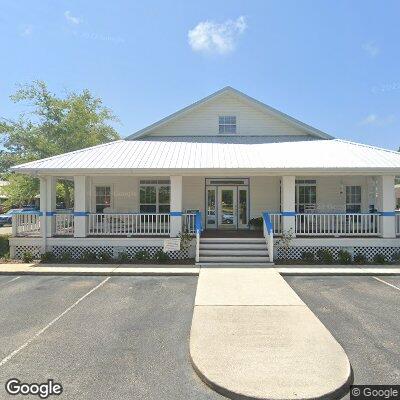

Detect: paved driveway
[0, 275, 225, 400]
[285, 275, 400, 397]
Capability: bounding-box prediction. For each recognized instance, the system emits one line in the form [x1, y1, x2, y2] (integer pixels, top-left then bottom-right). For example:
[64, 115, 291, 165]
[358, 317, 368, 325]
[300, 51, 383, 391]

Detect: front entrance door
[218, 186, 237, 229]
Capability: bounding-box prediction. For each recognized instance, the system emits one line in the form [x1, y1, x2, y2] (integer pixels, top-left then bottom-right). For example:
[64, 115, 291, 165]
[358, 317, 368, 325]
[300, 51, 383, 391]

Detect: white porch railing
[396, 212, 400, 236]
[13, 213, 41, 237]
[269, 213, 282, 235]
[182, 213, 196, 234]
[55, 213, 74, 236]
[295, 213, 381, 236]
[88, 213, 170, 236]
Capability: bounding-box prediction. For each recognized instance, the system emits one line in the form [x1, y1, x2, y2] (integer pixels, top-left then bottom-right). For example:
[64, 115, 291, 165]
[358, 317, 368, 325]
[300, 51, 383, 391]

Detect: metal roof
[126, 87, 333, 140]
[11, 138, 400, 175]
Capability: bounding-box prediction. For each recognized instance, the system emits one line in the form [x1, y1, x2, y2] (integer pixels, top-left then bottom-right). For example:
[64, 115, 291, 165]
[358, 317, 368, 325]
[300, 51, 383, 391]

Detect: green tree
[0, 81, 120, 208]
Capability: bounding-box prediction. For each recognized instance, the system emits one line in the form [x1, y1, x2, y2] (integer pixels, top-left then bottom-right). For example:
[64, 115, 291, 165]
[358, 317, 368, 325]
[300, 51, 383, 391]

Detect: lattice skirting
[275, 245, 400, 262]
[13, 245, 191, 260]
[15, 245, 42, 259]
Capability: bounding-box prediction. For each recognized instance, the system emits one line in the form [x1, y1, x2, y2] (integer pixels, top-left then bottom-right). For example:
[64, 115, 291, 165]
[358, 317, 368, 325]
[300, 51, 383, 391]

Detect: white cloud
[188, 16, 247, 54]
[362, 41, 379, 57]
[359, 113, 395, 126]
[20, 25, 33, 37]
[64, 11, 81, 25]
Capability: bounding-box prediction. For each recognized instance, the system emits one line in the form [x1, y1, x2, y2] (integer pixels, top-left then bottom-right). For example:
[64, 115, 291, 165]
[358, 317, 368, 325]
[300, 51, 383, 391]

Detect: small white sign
[163, 238, 181, 252]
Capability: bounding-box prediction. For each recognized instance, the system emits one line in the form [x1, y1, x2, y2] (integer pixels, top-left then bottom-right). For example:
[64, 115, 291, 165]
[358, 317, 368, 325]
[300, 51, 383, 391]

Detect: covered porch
[11, 174, 400, 239]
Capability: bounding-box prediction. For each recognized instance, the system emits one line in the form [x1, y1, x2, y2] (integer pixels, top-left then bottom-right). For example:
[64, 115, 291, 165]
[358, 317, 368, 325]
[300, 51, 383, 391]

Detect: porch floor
[201, 229, 263, 238]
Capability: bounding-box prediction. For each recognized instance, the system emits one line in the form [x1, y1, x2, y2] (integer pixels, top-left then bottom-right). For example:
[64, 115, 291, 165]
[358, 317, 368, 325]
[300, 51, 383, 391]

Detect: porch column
[170, 175, 182, 237]
[74, 176, 90, 238]
[281, 176, 296, 236]
[40, 176, 56, 238]
[378, 175, 396, 238]
[39, 177, 47, 240]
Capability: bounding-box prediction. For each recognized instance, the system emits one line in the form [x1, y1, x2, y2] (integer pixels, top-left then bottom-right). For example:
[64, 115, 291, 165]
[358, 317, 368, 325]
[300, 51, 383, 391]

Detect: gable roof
[125, 86, 333, 140]
[11, 138, 400, 175]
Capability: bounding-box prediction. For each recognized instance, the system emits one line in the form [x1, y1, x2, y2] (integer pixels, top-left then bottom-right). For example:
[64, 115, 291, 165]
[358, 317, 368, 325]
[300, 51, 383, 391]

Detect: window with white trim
[139, 180, 170, 213]
[95, 186, 111, 213]
[219, 116, 236, 134]
[295, 180, 316, 213]
[346, 186, 361, 213]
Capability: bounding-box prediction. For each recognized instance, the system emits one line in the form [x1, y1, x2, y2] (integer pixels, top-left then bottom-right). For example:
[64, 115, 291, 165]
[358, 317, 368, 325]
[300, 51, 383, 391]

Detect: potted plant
[249, 217, 263, 231]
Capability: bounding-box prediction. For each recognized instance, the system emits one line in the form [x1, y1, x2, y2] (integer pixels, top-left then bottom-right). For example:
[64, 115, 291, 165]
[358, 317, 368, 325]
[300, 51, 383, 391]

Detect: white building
[9, 87, 400, 263]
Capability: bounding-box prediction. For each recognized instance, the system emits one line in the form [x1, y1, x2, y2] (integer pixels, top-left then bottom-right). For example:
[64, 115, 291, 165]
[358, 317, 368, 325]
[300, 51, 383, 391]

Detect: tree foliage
[0, 81, 120, 208]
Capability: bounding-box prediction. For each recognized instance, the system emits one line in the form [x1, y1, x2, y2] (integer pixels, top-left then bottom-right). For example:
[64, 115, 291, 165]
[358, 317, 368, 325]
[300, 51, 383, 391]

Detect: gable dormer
[126, 87, 332, 140]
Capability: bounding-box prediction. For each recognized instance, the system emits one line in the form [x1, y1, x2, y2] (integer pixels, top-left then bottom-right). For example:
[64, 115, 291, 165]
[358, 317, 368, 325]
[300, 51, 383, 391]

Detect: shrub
[316, 249, 334, 264]
[391, 252, 400, 263]
[79, 250, 97, 263]
[338, 250, 352, 265]
[98, 251, 112, 262]
[134, 250, 150, 261]
[301, 251, 315, 263]
[22, 251, 34, 263]
[353, 253, 367, 264]
[41, 251, 55, 263]
[0, 235, 10, 258]
[58, 251, 72, 263]
[153, 250, 170, 263]
[373, 253, 386, 264]
[117, 252, 131, 263]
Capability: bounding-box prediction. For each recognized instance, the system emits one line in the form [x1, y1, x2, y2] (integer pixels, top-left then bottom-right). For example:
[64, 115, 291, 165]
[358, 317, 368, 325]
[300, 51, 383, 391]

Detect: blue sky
[1, 0, 399, 149]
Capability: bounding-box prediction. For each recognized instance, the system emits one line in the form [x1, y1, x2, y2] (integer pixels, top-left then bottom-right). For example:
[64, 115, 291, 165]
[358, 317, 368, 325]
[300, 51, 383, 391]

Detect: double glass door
[206, 185, 248, 230]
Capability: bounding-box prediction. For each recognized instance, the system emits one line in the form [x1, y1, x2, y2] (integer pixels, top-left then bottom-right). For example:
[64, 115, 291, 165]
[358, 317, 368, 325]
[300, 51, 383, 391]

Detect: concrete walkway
[0, 263, 199, 276]
[190, 268, 352, 400]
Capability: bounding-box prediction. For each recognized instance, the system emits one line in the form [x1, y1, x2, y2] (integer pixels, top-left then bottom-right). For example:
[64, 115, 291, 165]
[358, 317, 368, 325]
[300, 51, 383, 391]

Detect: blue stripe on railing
[281, 211, 296, 217]
[262, 212, 273, 235]
[73, 211, 89, 216]
[380, 211, 396, 217]
[170, 211, 182, 216]
[195, 211, 202, 233]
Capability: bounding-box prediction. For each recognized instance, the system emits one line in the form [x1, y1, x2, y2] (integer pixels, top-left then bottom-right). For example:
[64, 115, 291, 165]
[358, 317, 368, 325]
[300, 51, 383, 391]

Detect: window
[346, 186, 361, 213]
[139, 180, 170, 213]
[219, 116, 236, 134]
[95, 186, 111, 213]
[295, 180, 316, 213]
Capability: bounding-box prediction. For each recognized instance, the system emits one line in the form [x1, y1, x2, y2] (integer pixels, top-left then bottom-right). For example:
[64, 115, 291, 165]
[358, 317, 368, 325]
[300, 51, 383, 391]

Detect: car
[0, 207, 37, 226]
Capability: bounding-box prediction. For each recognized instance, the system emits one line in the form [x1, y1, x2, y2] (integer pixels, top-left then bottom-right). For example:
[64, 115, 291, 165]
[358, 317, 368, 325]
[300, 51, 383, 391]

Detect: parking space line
[0, 276, 21, 288]
[372, 276, 400, 292]
[0, 276, 110, 367]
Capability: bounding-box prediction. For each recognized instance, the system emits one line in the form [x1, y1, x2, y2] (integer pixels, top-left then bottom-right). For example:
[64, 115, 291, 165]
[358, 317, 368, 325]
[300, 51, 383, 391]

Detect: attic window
[219, 116, 236, 134]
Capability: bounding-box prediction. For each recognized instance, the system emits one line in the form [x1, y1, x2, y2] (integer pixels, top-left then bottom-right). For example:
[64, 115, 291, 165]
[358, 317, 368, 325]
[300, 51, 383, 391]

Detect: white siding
[147, 93, 310, 137]
[250, 177, 280, 218]
[299, 176, 370, 213]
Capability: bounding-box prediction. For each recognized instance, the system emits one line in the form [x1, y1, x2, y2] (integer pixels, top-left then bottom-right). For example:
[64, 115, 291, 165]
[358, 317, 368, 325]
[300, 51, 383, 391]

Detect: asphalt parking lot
[0, 275, 225, 400]
[0, 274, 399, 400]
[285, 275, 400, 397]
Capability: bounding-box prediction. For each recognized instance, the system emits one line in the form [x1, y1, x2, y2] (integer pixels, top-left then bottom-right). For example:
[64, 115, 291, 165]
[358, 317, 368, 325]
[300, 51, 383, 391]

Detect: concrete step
[200, 249, 269, 256]
[200, 238, 265, 244]
[199, 256, 270, 263]
[200, 243, 266, 250]
[198, 262, 275, 267]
